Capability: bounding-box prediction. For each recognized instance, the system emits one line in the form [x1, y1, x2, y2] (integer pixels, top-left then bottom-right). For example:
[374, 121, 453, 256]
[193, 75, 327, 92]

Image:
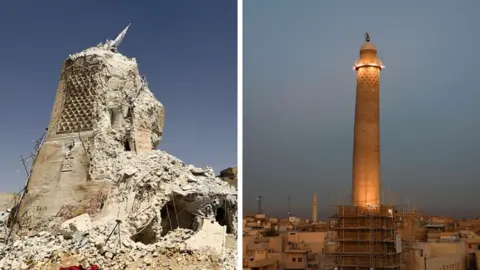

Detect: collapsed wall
[4, 33, 237, 269]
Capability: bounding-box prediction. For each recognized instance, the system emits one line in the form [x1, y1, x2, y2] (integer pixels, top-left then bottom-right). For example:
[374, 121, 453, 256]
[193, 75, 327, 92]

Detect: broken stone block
[186, 218, 226, 254]
[60, 213, 92, 239]
[123, 167, 138, 177]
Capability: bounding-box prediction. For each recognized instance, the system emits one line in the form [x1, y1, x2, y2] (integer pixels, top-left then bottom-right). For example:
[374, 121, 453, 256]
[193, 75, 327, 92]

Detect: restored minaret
[351, 33, 384, 207]
[330, 34, 401, 270]
[312, 192, 317, 223]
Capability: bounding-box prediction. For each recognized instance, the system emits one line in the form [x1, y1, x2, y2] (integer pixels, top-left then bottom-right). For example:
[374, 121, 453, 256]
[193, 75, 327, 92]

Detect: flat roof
[284, 249, 310, 253]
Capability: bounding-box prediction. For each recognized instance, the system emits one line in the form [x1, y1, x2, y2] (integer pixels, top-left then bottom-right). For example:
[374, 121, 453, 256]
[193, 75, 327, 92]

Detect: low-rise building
[218, 167, 237, 188]
[244, 243, 278, 270]
[412, 239, 466, 270]
[283, 249, 309, 269]
[457, 230, 480, 268]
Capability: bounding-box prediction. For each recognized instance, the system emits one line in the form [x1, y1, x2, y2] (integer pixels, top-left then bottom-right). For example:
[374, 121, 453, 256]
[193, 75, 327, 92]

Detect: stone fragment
[60, 214, 92, 239]
[123, 167, 138, 177]
[105, 251, 114, 259]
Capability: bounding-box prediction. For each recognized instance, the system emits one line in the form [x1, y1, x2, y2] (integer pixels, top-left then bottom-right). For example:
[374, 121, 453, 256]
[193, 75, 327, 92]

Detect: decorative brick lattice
[356, 69, 380, 124]
[56, 67, 100, 134]
[357, 68, 380, 91]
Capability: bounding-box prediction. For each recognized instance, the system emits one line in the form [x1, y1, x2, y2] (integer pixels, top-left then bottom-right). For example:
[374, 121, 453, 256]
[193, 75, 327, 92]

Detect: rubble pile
[0, 219, 237, 269]
[2, 40, 237, 269]
[0, 147, 238, 269]
[0, 211, 9, 244]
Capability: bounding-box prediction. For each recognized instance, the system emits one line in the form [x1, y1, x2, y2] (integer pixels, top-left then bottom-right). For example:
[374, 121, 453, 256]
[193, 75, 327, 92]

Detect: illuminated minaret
[351, 33, 384, 207]
[312, 192, 318, 223]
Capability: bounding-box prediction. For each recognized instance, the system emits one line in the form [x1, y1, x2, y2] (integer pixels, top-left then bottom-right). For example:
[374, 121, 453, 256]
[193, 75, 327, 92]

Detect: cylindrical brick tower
[351, 33, 384, 207]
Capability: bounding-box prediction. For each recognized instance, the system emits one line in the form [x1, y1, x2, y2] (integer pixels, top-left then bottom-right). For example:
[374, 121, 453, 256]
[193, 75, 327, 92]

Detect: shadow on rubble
[130, 193, 236, 245]
[160, 195, 234, 236]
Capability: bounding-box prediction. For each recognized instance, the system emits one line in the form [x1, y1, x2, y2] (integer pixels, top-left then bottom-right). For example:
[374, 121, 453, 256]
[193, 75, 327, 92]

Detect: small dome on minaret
[360, 32, 377, 53]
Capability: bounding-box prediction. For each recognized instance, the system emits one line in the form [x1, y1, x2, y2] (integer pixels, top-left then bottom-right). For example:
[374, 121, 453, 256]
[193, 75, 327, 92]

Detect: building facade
[219, 167, 238, 188]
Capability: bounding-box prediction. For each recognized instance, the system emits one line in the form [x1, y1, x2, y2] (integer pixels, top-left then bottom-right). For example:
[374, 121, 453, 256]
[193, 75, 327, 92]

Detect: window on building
[292, 258, 296, 262]
[298, 257, 303, 262]
[249, 258, 254, 261]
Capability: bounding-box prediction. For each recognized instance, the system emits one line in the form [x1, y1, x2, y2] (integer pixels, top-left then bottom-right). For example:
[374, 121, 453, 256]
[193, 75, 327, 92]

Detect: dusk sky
[244, 1, 480, 219]
[0, 1, 237, 193]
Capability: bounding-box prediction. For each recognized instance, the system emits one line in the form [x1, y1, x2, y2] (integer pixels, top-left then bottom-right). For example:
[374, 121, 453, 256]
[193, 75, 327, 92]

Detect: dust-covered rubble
[0, 150, 237, 269]
[1, 148, 238, 269]
[0, 221, 237, 269]
[0, 148, 238, 269]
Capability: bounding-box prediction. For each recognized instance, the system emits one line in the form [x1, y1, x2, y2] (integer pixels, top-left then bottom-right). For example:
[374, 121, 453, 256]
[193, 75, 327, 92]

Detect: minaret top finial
[104, 23, 131, 51]
[365, 32, 370, 42]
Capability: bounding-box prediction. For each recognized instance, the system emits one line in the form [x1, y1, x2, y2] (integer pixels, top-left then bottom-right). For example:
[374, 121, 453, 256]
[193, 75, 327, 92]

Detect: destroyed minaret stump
[8, 25, 237, 265]
[14, 25, 165, 234]
[352, 33, 384, 207]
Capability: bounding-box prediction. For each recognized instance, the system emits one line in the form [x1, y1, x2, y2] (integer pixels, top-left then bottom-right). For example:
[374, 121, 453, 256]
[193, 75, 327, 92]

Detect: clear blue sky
[244, 0, 480, 219]
[0, 1, 237, 193]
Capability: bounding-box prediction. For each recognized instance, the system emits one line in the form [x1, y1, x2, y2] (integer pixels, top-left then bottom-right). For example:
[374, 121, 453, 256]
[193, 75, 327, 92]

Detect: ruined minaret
[312, 192, 317, 223]
[351, 33, 384, 207]
[13, 26, 165, 235]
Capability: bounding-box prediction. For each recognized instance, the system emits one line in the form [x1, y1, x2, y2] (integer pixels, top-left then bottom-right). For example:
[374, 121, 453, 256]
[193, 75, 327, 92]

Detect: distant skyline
[0, 1, 237, 193]
[244, 0, 480, 219]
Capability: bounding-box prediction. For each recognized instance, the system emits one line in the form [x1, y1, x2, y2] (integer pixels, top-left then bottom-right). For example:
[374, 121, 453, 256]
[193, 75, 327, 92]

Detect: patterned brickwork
[56, 65, 101, 134]
[355, 68, 380, 124]
[352, 66, 381, 207]
[356, 67, 380, 91]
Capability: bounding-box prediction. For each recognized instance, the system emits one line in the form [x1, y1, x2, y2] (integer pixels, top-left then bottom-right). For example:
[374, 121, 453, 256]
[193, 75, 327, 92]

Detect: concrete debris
[60, 214, 92, 239]
[186, 218, 226, 255]
[0, 224, 237, 269]
[4, 38, 237, 269]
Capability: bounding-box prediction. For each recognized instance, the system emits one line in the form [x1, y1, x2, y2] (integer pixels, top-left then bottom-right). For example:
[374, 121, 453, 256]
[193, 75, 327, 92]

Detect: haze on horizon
[244, 0, 480, 220]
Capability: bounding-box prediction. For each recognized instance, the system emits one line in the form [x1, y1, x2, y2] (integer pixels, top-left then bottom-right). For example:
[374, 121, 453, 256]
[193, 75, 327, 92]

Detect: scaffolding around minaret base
[325, 204, 403, 270]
